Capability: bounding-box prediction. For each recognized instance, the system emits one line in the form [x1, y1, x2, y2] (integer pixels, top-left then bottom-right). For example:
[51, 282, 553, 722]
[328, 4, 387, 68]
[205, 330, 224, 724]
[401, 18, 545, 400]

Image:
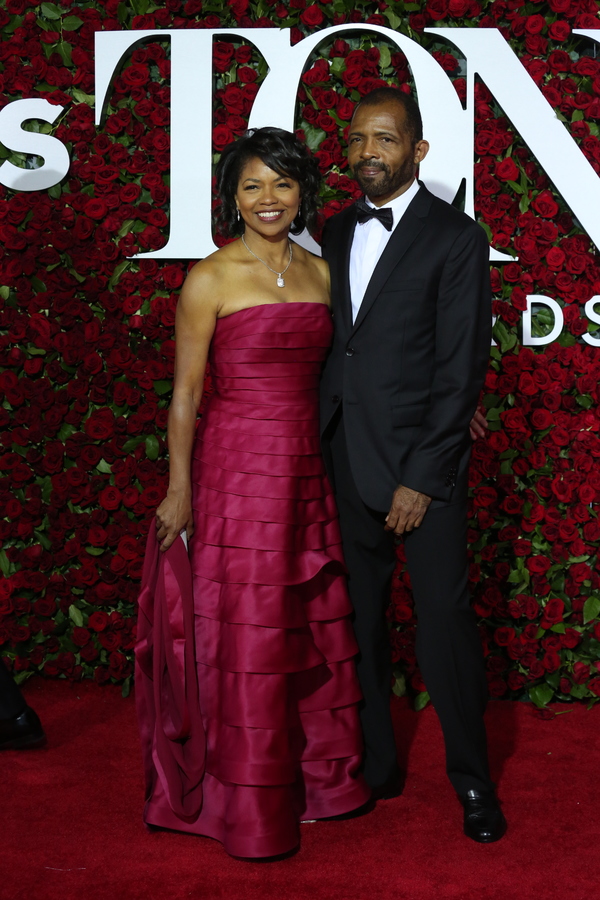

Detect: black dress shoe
[0, 706, 46, 750]
[370, 769, 404, 801]
[462, 790, 506, 843]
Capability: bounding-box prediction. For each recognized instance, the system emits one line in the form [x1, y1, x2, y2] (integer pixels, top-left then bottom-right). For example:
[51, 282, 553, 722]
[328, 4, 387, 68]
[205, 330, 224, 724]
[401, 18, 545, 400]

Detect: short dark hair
[352, 87, 423, 144]
[214, 127, 321, 238]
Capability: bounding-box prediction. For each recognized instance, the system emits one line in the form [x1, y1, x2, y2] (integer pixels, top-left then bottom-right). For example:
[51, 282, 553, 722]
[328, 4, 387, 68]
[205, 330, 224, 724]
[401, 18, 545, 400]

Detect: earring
[236, 208, 241, 222]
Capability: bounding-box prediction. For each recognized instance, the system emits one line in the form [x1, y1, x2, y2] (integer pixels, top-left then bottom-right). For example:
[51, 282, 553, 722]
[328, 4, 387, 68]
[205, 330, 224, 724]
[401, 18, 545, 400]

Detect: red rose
[300, 4, 325, 26]
[546, 247, 565, 271]
[98, 487, 122, 511]
[88, 611, 109, 632]
[494, 627, 516, 647]
[213, 124, 234, 151]
[548, 21, 571, 42]
[213, 42, 235, 73]
[85, 408, 116, 441]
[526, 556, 552, 576]
[532, 190, 559, 218]
[524, 14, 545, 35]
[572, 661, 590, 684]
[495, 157, 519, 182]
[540, 598, 565, 627]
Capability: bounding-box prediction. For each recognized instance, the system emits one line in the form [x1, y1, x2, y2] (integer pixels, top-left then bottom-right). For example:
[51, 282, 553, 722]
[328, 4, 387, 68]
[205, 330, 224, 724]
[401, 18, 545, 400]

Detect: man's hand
[385, 484, 432, 536]
[469, 408, 488, 441]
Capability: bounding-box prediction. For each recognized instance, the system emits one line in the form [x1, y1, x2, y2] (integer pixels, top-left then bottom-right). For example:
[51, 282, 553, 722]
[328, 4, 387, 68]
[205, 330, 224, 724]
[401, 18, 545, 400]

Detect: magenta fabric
[139, 303, 370, 858]
[135, 525, 205, 822]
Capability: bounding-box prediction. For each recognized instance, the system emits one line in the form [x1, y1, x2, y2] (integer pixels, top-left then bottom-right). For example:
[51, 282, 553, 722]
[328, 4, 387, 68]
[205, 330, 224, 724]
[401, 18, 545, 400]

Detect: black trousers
[326, 413, 493, 796]
[0, 659, 26, 719]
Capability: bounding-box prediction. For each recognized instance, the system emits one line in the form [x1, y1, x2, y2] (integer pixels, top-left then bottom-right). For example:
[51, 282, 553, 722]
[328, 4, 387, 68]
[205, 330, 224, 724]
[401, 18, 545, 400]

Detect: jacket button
[331, 395, 340, 403]
[345, 347, 356, 357]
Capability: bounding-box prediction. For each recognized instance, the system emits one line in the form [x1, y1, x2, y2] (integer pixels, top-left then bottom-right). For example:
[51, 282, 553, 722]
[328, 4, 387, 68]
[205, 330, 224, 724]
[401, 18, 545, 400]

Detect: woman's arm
[155, 262, 218, 551]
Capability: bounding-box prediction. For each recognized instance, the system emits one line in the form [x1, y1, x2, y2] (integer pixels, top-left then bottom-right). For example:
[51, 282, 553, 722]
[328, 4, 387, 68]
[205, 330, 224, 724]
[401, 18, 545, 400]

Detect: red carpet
[2, 680, 600, 900]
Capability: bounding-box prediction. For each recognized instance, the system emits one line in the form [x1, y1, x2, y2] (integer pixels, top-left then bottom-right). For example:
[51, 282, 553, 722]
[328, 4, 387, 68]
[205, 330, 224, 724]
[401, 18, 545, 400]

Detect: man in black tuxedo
[320, 88, 505, 842]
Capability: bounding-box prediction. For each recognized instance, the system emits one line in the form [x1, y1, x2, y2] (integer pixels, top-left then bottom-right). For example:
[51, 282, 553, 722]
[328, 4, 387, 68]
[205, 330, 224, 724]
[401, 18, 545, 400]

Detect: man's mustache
[354, 161, 389, 175]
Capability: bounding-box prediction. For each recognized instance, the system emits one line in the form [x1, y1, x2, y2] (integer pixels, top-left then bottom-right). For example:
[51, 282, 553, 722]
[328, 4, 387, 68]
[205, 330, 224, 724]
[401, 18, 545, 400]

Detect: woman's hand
[155, 489, 194, 552]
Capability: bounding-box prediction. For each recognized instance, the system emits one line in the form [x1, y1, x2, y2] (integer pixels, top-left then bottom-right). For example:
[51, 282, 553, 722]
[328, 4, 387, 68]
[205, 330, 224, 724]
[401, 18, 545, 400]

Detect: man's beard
[353, 158, 414, 199]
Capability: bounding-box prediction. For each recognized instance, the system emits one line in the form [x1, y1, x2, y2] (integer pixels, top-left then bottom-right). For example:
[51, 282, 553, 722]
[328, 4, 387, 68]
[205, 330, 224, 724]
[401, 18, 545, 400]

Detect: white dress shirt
[349, 179, 421, 324]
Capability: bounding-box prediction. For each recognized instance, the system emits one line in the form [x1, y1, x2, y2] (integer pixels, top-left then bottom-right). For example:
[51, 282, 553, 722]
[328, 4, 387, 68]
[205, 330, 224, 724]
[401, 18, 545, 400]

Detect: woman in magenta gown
[136, 128, 370, 858]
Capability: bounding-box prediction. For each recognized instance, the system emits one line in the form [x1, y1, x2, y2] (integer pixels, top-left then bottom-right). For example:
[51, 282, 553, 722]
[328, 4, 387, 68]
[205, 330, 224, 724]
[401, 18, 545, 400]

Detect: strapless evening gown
[141, 302, 370, 858]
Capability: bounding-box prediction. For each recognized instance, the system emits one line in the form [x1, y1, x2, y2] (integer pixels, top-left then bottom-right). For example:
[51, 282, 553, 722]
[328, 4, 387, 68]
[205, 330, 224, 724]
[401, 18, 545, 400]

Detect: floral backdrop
[0, 0, 599, 710]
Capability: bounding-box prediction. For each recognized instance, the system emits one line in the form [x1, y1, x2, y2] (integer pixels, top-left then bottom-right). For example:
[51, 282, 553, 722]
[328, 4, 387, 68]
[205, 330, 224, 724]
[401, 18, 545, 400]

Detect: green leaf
[57, 41, 72, 67]
[118, 218, 135, 239]
[529, 683, 554, 708]
[57, 423, 75, 441]
[379, 45, 392, 71]
[583, 596, 600, 625]
[96, 459, 112, 474]
[62, 15, 83, 30]
[384, 8, 402, 30]
[0, 550, 10, 577]
[303, 124, 327, 153]
[31, 276, 47, 293]
[122, 436, 146, 453]
[506, 179, 524, 195]
[34, 530, 52, 552]
[109, 260, 131, 289]
[0, 286, 10, 300]
[40, 2, 62, 18]
[68, 604, 84, 627]
[41, 476, 52, 504]
[571, 109, 584, 122]
[122, 676, 132, 698]
[392, 672, 406, 697]
[48, 184, 62, 199]
[85, 546, 105, 557]
[145, 435, 160, 461]
[414, 690, 430, 711]
[71, 89, 96, 106]
[479, 221, 493, 243]
[570, 683, 588, 700]
[153, 380, 172, 396]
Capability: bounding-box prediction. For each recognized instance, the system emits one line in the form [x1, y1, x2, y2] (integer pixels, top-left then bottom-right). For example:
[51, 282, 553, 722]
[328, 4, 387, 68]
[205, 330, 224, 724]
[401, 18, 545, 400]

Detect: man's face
[347, 101, 429, 207]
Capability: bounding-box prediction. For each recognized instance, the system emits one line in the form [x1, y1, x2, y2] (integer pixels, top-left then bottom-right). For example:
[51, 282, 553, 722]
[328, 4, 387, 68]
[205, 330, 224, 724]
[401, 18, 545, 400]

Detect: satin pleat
[142, 303, 369, 857]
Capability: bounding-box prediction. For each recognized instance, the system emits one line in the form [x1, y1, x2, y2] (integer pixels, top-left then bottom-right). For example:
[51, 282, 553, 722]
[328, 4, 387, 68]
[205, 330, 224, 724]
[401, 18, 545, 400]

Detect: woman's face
[235, 157, 301, 239]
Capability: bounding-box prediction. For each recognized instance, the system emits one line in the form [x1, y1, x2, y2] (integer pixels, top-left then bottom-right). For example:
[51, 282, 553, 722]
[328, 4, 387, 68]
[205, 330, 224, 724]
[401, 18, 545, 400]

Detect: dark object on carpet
[0, 705, 46, 750]
[462, 789, 507, 843]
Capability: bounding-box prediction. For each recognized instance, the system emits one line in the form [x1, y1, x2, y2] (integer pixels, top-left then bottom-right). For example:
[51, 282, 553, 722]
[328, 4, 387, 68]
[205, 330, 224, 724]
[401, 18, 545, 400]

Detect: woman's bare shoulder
[294, 245, 330, 299]
[180, 243, 241, 306]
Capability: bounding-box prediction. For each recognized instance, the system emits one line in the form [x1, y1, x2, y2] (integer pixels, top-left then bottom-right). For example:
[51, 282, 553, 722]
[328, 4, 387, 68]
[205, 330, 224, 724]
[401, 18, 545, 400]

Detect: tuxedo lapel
[350, 185, 433, 336]
[334, 206, 357, 335]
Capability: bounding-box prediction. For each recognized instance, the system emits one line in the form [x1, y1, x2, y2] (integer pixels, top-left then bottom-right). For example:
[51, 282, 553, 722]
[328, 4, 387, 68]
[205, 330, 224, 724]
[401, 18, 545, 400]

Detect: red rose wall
[0, 0, 599, 711]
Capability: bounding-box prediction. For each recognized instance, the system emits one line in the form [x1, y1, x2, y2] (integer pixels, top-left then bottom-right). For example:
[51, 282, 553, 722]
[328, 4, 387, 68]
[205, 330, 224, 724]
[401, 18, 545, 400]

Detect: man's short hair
[352, 87, 423, 144]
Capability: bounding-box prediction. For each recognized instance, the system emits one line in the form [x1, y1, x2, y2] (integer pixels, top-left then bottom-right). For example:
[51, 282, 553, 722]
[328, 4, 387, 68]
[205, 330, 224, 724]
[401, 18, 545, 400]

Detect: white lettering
[582, 296, 600, 347]
[0, 99, 70, 191]
[522, 295, 564, 346]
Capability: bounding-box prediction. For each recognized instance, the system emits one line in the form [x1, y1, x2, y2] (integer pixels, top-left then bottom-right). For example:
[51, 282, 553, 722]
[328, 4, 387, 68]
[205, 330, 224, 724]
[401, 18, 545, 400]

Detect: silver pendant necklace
[241, 234, 293, 288]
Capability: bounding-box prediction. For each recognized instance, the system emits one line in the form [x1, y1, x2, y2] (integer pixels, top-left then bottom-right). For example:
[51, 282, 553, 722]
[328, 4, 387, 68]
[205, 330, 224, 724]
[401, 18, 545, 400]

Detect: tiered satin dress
[142, 302, 369, 858]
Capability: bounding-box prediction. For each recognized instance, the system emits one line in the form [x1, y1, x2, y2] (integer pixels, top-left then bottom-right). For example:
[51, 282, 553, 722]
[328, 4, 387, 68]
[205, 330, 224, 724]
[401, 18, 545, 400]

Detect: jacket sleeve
[400, 222, 491, 501]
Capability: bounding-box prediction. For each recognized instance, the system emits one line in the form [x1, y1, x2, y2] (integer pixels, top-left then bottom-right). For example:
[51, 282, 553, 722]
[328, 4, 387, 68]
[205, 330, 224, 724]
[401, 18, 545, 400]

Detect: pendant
[277, 276, 285, 287]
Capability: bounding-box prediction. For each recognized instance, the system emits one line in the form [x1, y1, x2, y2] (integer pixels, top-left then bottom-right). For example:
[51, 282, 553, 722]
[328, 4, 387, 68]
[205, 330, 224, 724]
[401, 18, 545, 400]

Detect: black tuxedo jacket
[320, 183, 491, 511]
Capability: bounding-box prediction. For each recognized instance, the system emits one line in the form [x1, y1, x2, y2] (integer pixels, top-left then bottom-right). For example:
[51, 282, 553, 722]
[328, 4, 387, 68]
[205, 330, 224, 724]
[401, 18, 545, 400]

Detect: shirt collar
[363, 178, 420, 228]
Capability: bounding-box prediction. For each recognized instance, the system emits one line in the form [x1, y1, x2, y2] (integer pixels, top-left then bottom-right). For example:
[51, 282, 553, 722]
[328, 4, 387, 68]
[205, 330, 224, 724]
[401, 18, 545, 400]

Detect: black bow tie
[355, 199, 394, 231]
